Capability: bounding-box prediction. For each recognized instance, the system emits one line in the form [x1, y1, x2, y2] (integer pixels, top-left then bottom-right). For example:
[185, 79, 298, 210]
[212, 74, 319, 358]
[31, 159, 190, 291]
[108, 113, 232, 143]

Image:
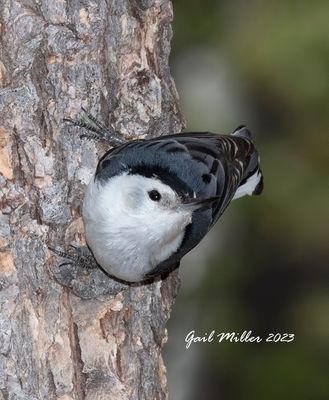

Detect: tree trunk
[0, 1, 184, 399]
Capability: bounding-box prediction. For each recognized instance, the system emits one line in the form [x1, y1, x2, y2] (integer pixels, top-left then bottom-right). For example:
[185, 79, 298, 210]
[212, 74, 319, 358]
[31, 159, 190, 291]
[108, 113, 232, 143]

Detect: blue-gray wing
[170, 131, 262, 223]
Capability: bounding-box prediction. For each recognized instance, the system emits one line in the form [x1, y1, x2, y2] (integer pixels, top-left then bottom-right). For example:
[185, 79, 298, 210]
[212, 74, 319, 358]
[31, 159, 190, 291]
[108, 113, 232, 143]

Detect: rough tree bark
[0, 1, 184, 399]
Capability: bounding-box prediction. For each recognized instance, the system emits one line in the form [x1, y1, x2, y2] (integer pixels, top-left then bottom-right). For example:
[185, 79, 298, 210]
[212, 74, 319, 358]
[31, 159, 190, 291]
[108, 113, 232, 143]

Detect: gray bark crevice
[0, 1, 184, 399]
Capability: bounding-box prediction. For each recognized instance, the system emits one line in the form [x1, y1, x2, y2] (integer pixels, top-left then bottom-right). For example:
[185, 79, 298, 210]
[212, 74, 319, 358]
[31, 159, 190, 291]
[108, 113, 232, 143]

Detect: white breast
[83, 173, 192, 282]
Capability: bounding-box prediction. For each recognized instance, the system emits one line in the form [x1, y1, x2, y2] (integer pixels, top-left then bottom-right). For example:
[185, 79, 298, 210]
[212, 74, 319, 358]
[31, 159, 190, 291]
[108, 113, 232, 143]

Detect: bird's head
[100, 172, 218, 225]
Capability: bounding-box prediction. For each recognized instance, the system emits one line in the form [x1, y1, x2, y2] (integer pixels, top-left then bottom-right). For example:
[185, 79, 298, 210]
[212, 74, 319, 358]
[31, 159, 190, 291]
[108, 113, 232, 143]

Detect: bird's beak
[177, 196, 220, 211]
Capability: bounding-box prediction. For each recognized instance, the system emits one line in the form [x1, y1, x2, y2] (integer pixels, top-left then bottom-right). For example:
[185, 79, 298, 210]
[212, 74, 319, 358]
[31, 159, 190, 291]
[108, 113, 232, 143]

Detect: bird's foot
[48, 245, 127, 299]
[64, 107, 126, 147]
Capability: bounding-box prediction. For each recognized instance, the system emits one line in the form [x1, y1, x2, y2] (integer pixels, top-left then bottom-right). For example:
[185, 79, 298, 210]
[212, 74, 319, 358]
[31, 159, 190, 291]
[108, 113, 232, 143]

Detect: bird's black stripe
[128, 164, 193, 197]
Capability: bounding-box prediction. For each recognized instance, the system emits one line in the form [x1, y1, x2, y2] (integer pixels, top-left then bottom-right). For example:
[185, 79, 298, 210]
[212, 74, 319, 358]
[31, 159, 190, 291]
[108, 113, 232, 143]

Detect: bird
[82, 125, 263, 283]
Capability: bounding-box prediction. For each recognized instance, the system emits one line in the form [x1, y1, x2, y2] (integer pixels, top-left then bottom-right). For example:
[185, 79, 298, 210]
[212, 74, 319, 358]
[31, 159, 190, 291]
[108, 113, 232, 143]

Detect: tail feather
[233, 167, 263, 200]
[231, 126, 264, 200]
[232, 125, 252, 140]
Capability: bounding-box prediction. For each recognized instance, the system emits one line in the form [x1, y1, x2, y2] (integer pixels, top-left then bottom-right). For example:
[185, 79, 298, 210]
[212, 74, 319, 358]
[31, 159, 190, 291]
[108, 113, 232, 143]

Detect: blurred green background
[164, 1, 329, 399]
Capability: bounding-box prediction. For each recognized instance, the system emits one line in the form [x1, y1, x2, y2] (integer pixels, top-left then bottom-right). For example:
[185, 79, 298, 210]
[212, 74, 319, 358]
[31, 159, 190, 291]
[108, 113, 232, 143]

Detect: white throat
[83, 173, 192, 282]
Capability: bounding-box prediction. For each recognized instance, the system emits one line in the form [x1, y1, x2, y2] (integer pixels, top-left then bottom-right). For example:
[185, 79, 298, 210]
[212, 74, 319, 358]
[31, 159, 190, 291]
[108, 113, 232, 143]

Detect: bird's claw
[48, 244, 127, 299]
[48, 245, 98, 270]
[64, 108, 126, 146]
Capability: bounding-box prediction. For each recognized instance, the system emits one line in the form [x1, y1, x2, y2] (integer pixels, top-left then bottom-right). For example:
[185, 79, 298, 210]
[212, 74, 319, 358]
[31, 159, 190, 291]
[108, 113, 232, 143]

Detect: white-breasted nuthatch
[82, 126, 263, 282]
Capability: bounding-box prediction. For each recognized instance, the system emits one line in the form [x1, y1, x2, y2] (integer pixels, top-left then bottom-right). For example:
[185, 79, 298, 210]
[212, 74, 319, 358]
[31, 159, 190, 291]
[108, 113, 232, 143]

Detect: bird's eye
[148, 190, 161, 201]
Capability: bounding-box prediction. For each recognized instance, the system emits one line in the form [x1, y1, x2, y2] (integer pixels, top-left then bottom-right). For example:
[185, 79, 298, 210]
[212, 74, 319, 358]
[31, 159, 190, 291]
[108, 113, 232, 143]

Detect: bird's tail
[232, 126, 264, 200]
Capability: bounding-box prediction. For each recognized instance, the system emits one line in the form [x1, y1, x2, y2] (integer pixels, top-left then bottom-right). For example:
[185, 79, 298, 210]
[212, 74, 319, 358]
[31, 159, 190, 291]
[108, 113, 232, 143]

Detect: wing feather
[94, 131, 263, 277]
